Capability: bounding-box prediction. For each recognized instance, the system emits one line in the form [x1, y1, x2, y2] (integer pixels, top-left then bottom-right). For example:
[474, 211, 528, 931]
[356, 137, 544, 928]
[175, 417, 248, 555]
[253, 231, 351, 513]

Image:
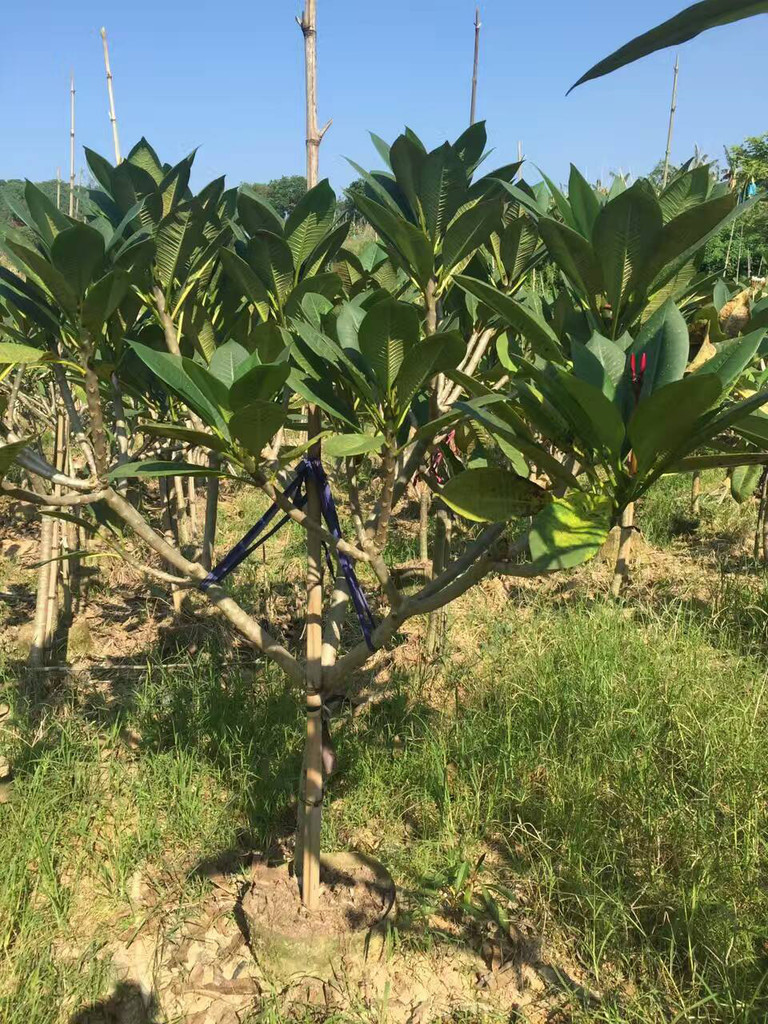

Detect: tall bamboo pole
[69, 73, 76, 217]
[100, 27, 122, 164]
[469, 7, 481, 126]
[297, 0, 329, 912]
[661, 55, 679, 189]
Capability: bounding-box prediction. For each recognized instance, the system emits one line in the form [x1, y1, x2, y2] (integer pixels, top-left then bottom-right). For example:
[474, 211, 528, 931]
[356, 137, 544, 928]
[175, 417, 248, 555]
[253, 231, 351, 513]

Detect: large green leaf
[208, 340, 250, 389]
[644, 193, 740, 287]
[0, 342, 47, 363]
[690, 329, 765, 390]
[284, 179, 336, 271]
[237, 187, 285, 236]
[245, 231, 295, 308]
[229, 363, 290, 410]
[624, 300, 690, 405]
[352, 194, 434, 288]
[324, 432, 385, 457]
[358, 298, 420, 391]
[629, 374, 722, 475]
[24, 181, 71, 249]
[570, 0, 768, 91]
[419, 143, 466, 242]
[571, 332, 626, 398]
[108, 460, 219, 480]
[658, 166, 712, 222]
[218, 247, 271, 319]
[592, 183, 662, 317]
[556, 371, 626, 457]
[441, 468, 550, 523]
[129, 342, 229, 435]
[6, 240, 78, 316]
[442, 200, 502, 275]
[568, 165, 601, 238]
[51, 225, 105, 298]
[81, 270, 131, 336]
[394, 332, 466, 412]
[230, 401, 288, 456]
[538, 217, 603, 298]
[137, 422, 228, 452]
[528, 493, 613, 570]
[455, 275, 564, 363]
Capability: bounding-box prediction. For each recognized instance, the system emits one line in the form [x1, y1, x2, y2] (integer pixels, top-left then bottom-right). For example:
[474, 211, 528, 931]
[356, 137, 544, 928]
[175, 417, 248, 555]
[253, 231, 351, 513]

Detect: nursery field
[2, 473, 768, 1024]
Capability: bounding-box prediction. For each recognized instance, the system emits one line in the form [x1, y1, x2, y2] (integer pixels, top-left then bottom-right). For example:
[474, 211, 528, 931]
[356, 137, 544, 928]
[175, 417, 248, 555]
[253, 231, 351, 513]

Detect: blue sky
[2, 1, 766, 193]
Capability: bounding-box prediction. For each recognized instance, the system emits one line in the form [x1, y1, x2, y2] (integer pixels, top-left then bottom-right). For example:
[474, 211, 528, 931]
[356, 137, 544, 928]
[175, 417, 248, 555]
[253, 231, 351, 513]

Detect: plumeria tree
[3, 109, 768, 908]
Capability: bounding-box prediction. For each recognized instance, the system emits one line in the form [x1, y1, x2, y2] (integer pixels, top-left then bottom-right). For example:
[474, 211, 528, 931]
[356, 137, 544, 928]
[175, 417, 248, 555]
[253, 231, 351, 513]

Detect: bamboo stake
[661, 55, 679, 189]
[69, 73, 76, 217]
[100, 27, 122, 164]
[297, 0, 327, 912]
[611, 504, 634, 598]
[469, 7, 481, 126]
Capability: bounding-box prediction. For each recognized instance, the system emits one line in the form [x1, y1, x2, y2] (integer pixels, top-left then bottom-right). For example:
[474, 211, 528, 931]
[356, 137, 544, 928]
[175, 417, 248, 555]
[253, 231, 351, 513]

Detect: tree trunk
[611, 503, 634, 598]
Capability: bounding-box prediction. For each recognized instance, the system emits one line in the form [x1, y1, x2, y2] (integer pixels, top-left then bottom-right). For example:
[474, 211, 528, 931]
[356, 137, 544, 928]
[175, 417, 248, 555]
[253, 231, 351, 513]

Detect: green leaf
[6, 240, 78, 316]
[455, 275, 564, 364]
[569, 0, 768, 92]
[538, 217, 603, 298]
[229, 363, 290, 410]
[284, 179, 336, 271]
[81, 270, 131, 336]
[690, 329, 765, 390]
[568, 165, 601, 238]
[230, 401, 287, 456]
[237, 187, 285, 236]
[245, 231, 295, 308]
[137, 422, 228, 452]
[441, 468, 550, 523]
[629, 375, 723, 475]
[208, 340, 251, 389]
[51, 224, 106, 298]
[658, 166, 712, 222]
[288, 369, 359, 428]
[556, 372, 626, 456]
[453, 122, 488, 172]
[129, 342, 229, 435]
[572, 332, 625, 398]
[592, 183, 662, 317]
[219, 247, 271, 318]
[419, 143, 466, 242]
[324, 433, 385, 457]
[108, 460, 219, 480]
[369, 132, 393, 169]
[529, 493, 614, 570]
[442, 200, 502, 275]
[359, 298, 420, 391]
[0, 342, 47, 364]
[395, 331, 466, 412]
[625, 300, 690, 405]
[352, 193, 434, 289]
[645, 193, 740, 287]
[24, 181, 70, 249]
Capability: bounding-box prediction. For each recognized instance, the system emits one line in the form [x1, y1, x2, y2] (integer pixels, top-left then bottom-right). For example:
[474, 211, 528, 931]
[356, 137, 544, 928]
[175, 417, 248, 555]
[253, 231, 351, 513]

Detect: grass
[2, 476, 768, 1021]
